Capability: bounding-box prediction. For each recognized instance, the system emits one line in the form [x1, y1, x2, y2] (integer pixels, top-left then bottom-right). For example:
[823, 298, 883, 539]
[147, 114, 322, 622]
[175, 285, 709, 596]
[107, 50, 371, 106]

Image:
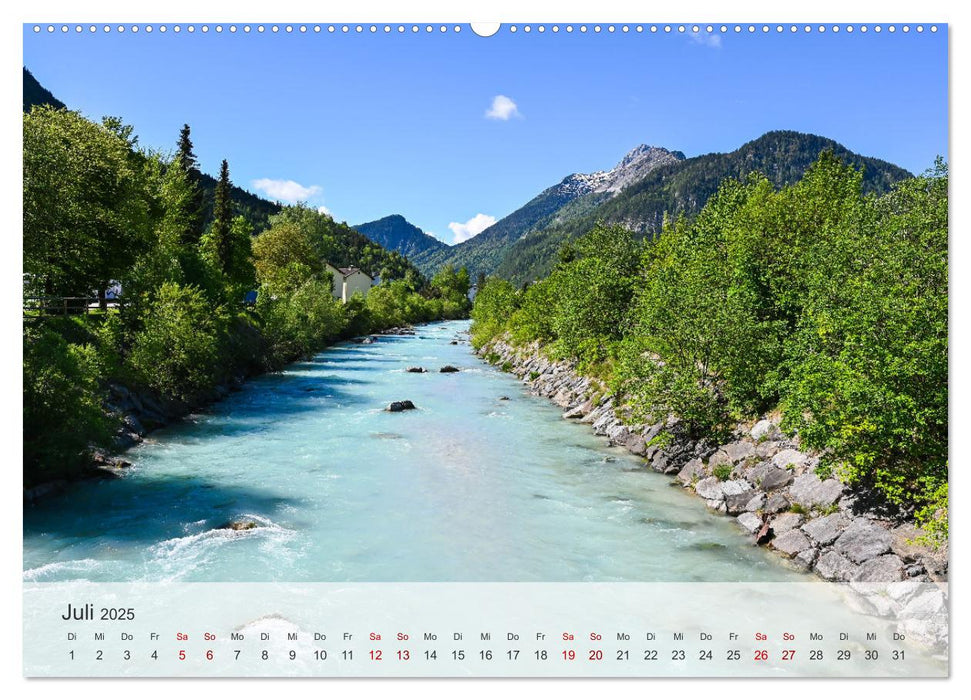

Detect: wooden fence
[23, 296, 111, 316]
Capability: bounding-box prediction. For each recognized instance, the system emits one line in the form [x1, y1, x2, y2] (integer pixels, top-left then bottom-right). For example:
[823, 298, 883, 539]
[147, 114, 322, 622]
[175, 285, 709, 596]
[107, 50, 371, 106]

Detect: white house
[324, 263, 374, 303]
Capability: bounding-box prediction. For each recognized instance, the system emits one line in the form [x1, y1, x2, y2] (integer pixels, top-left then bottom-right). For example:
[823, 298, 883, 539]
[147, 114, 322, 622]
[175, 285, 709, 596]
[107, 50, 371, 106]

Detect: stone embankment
[481, 337, 948, 648]
[480, 338, 947, 586]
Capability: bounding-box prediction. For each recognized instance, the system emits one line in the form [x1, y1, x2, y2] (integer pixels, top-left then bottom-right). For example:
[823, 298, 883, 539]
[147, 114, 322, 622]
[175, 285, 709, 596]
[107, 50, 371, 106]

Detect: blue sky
[23, 23, 948, 244]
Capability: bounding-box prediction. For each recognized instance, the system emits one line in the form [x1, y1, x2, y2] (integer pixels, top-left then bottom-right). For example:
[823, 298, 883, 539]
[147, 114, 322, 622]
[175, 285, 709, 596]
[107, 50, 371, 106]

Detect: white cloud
[688, 31, 722, 48]
[449, 213, 497, 243]
[485, 95, 521, 120]
[317, 205, 332, 217]
[251, 178, 322, 203]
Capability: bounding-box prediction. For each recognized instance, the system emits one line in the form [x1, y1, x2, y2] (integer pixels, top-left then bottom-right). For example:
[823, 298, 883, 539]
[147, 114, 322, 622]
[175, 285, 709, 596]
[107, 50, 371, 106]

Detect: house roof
[337, 266, 373, 280]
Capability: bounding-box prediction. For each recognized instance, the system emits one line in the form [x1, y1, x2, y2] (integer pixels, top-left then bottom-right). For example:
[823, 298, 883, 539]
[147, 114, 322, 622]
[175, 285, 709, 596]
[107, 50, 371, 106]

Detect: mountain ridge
[352, 214, 448, 260]
[409, 143, 685, 276]
[407, 131, 913, 284]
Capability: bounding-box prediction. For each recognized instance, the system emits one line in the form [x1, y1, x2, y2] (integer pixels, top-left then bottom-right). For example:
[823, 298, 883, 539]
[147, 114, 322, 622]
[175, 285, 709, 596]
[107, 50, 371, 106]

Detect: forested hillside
[353, 214, 449, 260]
[472, 153, 947, 543]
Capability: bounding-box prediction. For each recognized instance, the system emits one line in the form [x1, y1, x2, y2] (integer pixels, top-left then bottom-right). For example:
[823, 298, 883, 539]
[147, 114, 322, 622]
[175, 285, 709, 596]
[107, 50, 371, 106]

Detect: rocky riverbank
[22, 377, 245, 503]
[25, 326, 425, 503]
[479, 338, 948, 587]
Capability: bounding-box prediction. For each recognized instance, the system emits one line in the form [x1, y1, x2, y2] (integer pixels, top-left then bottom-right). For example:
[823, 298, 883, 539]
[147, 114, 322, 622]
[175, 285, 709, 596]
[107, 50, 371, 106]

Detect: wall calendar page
[19, 3, 950, 687]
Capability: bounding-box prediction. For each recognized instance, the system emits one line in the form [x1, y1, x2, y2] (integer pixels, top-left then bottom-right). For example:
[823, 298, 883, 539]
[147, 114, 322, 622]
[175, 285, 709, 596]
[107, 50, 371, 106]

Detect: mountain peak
[601, 145, 685, 194]
[618, 144, 665, 167]
[550, 145, 684, 200]
[353, 214, 448, 259]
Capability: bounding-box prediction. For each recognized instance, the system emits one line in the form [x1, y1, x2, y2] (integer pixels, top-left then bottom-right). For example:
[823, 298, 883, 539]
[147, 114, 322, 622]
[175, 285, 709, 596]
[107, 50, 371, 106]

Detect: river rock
[677, 458, 706, 486]
[406, 366, 426, 373]
[737, 512, 763, 534]
[771, 529, 812, 557]
[708, 450, 733, 469]
[889, 523, 947, 580]
[722, 440, 756, 464]
[794, 548, 817, 570]
[498, 396, 510, 401]
[764, 493, 790, 514]
[625, 434, 647, 456]
[123, 414, 146, 437]
[834, 520, 893, 564]
[721, 480, 752, 497]
[694, 477, 724, 501]
[788, 473, 844, 508]
[725, 491, 764, 515]
[900, 588, 947, 621]
[770, 512, 804, 535]
[361, 337, 375, 344]
[607, 424, 630, 445]
[851, 554, 905, 583]
[801, 513, 850, 546]
[772, 448, 809, 470]
[220, 520, 259, 531]
[751, 419, 779, 442]
[114, 429, 142, 450]
[886, 581, 924, 604]
[580, 406, 604, 424]
[563, 403, 587, 419]
[387, 400, 417, 412]
[815, 551, 859, 581]
[756, 441, 781, 459]
[758, 467, 793, 492]
[439, 365, 460, 373]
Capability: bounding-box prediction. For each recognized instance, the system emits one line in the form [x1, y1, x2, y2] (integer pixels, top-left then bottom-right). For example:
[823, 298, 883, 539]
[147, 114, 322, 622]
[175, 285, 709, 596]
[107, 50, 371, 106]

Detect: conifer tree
[211, 159, 233, 270]
[175, 123, 206, 244]
[177, 123, 199, 172]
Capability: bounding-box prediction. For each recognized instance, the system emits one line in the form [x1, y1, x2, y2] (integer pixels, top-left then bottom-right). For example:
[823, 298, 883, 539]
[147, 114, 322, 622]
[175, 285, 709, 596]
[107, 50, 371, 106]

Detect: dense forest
[23, 104, 471, 488]
[472, 152, 948, 544]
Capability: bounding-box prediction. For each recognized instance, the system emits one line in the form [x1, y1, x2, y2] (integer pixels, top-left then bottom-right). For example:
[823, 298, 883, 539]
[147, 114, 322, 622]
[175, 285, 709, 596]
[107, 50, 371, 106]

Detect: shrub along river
[24, 320, 810, 583]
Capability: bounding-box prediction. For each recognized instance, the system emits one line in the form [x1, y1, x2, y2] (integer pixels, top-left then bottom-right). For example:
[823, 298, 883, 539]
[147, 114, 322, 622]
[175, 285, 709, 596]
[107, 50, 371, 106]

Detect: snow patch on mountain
[551, 145, 684, 200]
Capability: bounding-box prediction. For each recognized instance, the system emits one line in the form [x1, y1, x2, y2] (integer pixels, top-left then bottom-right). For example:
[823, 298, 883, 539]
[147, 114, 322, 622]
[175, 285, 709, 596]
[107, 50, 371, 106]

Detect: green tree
[208, 159, 233, 271]
[780, 159, 948, 528]
[549, 223, 641, 366]
[23, 325, 114, 485]
[128, 282, 225, 402]
[23, 106, 151, 300]
[175, 123, 206, 244]
[430, 264, 472, 319]
[252, 220, 323, 293]
[469, 277, 518, 347]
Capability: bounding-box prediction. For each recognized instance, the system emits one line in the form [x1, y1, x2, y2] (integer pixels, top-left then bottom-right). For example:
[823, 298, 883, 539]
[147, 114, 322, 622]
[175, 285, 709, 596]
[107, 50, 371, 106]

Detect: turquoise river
[24, 320, 810, 583]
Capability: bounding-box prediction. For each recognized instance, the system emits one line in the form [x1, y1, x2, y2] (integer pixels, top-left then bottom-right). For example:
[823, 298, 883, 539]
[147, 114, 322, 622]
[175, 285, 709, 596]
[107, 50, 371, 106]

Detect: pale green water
[24, 320, 808, 583]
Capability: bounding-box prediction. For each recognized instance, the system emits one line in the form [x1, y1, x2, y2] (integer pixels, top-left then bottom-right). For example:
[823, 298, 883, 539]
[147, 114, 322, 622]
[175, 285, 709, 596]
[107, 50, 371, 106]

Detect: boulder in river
[387, 400, 417, 412]
[220, 520, 259, 531]
[406, 367, 427, 373]
[439, 365, 460, 373]
[498, 396, 510, 401]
